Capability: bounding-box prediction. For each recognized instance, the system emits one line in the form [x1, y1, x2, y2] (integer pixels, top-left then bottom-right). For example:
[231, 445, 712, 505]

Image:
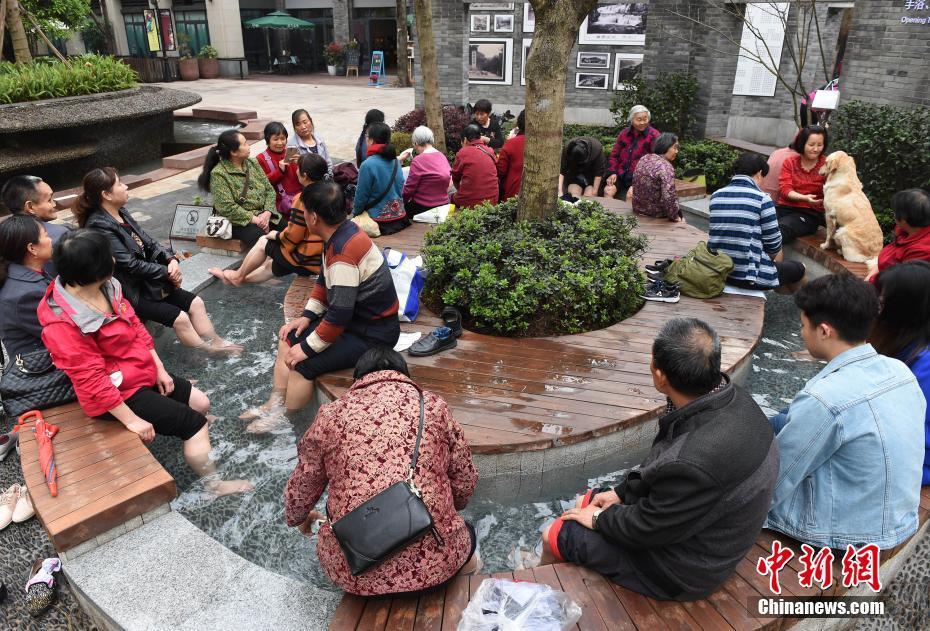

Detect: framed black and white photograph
[613, 52, 643, 89]
[579, 3, 647, 46]
[470, 14, 491, 33]
[520, 38, 532, 85]
[470, 3, 514, 10]
[577, 51, 610, 69]
[469, 38, 514, 85]
[523, 4, 535, 32]
[494, 14, 515, 32]
[575, 72, 609, 90]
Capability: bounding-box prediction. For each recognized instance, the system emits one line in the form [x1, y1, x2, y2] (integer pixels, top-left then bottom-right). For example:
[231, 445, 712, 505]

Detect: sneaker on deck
[642, 280, 681, 303]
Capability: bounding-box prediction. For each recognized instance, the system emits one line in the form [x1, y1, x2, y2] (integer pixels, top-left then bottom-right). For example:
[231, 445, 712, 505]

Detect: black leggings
[776, 205, 825, 244]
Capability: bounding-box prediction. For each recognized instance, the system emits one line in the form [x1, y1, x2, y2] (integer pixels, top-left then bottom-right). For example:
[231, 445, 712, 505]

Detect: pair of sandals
[409, 307, 463, 357]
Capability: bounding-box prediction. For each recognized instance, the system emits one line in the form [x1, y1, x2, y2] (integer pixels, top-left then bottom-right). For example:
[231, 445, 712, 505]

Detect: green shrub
[422, 197, 647, 336]
[198, 45, 219, 59]
[610, 72, 699, 139]
[0, 54, 137, 104]
[675, 140, 739, 192]
[392, 106, 472, 153]
[831, 101, 930, 225]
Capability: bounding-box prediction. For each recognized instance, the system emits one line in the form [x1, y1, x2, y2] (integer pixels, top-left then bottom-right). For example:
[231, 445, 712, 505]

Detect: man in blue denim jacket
[766, 274, 926, 549]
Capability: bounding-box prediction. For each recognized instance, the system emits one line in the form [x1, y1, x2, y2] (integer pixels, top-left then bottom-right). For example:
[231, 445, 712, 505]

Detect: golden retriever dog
[820, 151, 883, 271]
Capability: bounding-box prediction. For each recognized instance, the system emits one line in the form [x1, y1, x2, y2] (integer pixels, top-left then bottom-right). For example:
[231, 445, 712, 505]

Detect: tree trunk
[0, 0, 8, 58]
[93, 0, 117, 55]
[518, 0, 597, 221]
[6, 0, 32, 63]
[412, 0, 445, 153]
[395, 0, 410, 87]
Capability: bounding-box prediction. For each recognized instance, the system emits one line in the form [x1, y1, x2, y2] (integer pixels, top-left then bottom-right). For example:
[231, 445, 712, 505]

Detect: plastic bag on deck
[456, 578, 582, 631]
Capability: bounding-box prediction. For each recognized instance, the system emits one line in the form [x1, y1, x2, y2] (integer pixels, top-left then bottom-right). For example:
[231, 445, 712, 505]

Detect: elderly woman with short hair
[631, 132, 683, 222]
[605, 105, 661, 199]
[400, 125, 452, 217]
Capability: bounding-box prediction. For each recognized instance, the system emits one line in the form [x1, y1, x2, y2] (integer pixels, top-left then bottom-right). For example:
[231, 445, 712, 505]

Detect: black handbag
[0, 346, 76, 418]
[329, 390, 441, 575]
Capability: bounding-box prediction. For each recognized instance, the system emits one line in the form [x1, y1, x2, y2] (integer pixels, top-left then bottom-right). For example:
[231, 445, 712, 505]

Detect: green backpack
[663, 241, 734, 299]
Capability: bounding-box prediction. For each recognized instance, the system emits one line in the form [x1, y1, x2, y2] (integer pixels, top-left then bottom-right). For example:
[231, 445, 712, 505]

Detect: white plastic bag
[383, 247, 425, 322]
[457, 578, 582, 631]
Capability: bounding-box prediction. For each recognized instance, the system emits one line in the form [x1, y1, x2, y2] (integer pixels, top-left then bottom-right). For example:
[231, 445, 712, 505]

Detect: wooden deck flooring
[285, 199, 765, 454]
[17, 403, 176, 551]
[330, 487, 930, 630]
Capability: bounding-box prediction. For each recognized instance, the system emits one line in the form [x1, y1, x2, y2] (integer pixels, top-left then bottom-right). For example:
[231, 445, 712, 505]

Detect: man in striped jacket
[276, 182, 400, 415]
[708, 153, 806, 292]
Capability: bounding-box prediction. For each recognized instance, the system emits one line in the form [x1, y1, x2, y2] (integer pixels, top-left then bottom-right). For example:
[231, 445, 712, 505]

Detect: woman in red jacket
[777, 125, 828, 243]
[497, 110, 526, 201]
[256, 121, 303, 221]
[38, 230, 252, 496]
[871, 188, 930, 282]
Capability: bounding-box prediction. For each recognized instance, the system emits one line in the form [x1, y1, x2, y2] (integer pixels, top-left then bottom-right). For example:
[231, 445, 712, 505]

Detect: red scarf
[367, 143, 386, 157]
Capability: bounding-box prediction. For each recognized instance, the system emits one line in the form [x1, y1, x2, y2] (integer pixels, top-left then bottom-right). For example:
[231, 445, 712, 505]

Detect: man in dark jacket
[541, 317, 779, 601]
[559, 137, 605, 201]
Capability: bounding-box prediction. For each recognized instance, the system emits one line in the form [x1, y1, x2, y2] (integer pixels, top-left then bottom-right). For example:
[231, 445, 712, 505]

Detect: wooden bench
[195, 234, 246, 256]
[790, 228, 870, 279]
[330, 486, 930, 630]
[282, 199, 766, 455]
[17, 403, 176, 552]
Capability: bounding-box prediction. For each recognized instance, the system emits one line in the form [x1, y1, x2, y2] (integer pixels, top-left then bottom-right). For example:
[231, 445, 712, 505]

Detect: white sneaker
[0, 484, 21, 530]
[12, 486, 35, 523]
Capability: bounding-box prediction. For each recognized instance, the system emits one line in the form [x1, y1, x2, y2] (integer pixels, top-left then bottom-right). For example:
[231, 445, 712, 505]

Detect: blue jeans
[769, 408, 789, 435]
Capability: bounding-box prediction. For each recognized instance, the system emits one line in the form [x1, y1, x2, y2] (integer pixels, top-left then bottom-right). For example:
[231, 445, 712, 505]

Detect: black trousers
[776, 205, 825, 244]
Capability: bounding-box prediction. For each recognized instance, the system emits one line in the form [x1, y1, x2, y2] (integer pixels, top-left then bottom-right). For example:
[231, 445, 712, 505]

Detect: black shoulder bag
[329, 390, 441, 575]
[0, 344, 76, 418]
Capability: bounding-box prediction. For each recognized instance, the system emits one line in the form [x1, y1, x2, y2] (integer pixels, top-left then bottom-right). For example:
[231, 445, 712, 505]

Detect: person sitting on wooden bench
[765, 274, 925, 549]
[539, 317, 779, 601]
[38, 230, 253, 497]
[242, 182, 400, 432]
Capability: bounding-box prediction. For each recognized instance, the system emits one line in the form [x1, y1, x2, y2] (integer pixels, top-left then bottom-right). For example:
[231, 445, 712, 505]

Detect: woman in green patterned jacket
[198, 130, 282, 248]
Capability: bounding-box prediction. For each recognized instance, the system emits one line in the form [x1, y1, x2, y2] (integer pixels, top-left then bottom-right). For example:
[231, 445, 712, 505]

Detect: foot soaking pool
[150, 279, 824, 593]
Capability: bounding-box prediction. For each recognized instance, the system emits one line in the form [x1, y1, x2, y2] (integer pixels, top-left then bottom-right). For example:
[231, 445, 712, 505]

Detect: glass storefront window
[175, 10, 210, 55]
[124, 13, 148, 57]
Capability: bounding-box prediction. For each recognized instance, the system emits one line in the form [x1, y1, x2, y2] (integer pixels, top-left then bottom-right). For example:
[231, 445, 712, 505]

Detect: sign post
[369, 50, 385, 86]
[170, 204, 214, 242]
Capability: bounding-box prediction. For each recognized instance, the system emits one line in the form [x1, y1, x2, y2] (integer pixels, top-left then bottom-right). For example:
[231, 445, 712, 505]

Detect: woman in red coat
[284, 347, 479, 596]
[497, 110, 526, 201]
[870, 188, 930, 282]
[38, 230, 252, 496]
[777, 125, 828, 243]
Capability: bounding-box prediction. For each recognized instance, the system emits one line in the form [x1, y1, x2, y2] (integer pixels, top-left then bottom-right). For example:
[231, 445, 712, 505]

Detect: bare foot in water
[202, 337, 244, 355]
[208, 268, 242, 286]
[239, 392, 285, 420]
[245, 414, 288, 434]
[204, 478, 255, 496]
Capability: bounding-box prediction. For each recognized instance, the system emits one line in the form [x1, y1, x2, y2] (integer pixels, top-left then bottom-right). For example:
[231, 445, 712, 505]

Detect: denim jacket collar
[807, 343, 877, 388]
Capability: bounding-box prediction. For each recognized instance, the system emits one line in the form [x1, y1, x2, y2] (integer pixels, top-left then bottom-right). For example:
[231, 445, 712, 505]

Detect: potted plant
[345, 39, 360, 69]
[324, 41, 344, 76]
[177, 34, 199, 81]
[197, 44, 220, 79]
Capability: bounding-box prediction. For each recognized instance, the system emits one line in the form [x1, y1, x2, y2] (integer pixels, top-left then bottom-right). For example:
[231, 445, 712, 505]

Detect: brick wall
[841, 0, 930, 107]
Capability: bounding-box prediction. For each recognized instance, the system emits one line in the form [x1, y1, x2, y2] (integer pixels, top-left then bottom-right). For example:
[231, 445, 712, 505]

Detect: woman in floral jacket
[284, 348, 479, 596]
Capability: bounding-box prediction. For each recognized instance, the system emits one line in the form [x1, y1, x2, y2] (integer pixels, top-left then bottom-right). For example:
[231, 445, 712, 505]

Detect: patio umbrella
[16, 411, 60, 497]
[243, 11, 315, 68]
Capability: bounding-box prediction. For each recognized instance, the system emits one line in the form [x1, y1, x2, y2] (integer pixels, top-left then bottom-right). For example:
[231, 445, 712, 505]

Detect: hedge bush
[0, 55, 137, 104]
[392, 106, 472, 154]
[422, 198, 647, 336]
[675, 140, 740, 192]
[610, 72, 700, 139]
[831, 100, 930, 217]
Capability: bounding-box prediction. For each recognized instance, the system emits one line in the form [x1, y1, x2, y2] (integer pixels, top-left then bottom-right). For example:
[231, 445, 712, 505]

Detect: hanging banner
[144, 9, 161, 53]
[159, 10, 176, 52]
[369, 50, 385, 86]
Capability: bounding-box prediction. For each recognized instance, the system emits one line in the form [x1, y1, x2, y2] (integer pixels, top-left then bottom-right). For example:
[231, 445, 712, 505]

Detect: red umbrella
[16, 410, 60, 497]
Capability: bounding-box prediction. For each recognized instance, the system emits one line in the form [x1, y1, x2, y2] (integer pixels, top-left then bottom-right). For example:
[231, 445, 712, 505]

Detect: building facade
[412, 0, 930, 147]
[94, 0, 401, 76]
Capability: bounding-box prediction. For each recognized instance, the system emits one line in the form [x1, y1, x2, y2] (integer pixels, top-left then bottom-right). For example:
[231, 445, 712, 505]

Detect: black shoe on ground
[641, 280, 681, 303]
[440, 306, 463, 338]
[646, 269, 665, 282]
[409, 326, 458, 357]
[645, 259, 673, 274]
